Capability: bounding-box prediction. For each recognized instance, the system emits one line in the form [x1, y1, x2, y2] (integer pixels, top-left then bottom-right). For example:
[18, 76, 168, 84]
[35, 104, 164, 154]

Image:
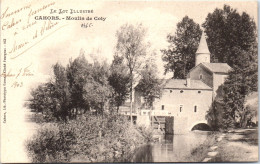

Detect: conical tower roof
[196, 31, 210, 54]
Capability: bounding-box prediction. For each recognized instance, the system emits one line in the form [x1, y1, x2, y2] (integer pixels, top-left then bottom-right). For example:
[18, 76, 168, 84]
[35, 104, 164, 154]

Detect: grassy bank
[26, 114, 154, 163]
[211, 128, 258, 162]
[186, 128, 258, 162]
[185, 131, 220, 162]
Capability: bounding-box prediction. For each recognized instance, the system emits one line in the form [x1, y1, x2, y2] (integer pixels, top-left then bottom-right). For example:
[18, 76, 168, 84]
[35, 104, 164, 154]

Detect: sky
[14, 0, 257, 79]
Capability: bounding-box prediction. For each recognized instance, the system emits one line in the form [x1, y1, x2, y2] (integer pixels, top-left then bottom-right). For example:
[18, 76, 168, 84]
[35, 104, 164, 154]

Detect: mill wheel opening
[191, 123, 212, 131]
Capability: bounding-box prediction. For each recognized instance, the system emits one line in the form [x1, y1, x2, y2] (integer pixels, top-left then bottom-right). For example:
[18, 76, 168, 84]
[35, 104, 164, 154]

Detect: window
[162, 105, 164, 110]
[180, 105, 183, 112]
[194, 106, 197, 112]
[199, 74, 203, 79]
[180, 90, 184, 93]
[198, 91, 201, 93]
[170, 90, 172, 93]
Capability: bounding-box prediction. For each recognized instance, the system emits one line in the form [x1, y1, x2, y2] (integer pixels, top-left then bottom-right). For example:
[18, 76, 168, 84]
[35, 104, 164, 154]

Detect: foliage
[66, 55, 91, 114]
[116, 23, 147, 75]
[28, 54, 113, 122]
[206, 98, 225, 130]
[29, 82, 68, 122]
[136, 125, 154, 142]
[26, 123, 76, 163]
[116, 23, 149, 121]
[204, 5, 258, 129]
[202, 5, 257, 66]
[26, 114, 152, 163]
[221, 45, 257, 128]
[52, 63, 71, 119]
[135, 62, 161, 109]
[208, 56, 257, 130]
[83, 60, 112, 115]
[161, 16, 202, 78]
[108, 55, 130, 112]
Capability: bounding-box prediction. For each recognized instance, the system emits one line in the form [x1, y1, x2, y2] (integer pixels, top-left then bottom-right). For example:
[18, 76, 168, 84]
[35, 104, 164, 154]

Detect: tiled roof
[201, 63, 232, 73]
[162, 79, 212, 90]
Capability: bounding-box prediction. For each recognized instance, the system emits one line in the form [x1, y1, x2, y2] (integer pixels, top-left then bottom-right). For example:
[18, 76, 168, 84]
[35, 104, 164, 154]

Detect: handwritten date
[11, 81, 23, 88]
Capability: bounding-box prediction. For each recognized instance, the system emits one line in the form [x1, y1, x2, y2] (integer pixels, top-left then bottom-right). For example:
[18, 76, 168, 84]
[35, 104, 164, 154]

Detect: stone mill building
[134, 32, 232, 133]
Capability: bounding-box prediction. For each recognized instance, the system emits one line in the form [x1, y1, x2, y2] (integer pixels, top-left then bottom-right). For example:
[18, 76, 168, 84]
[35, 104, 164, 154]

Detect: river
[130, 131, 210, 162]
[22, 109, 210, 162]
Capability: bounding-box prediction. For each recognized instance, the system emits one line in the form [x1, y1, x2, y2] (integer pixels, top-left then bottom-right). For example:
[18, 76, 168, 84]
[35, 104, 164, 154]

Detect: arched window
[199, 74, 203, 79]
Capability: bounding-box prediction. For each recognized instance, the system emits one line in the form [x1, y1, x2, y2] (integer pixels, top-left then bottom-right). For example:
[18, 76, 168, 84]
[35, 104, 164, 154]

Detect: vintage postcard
[0, 0, 258, 163]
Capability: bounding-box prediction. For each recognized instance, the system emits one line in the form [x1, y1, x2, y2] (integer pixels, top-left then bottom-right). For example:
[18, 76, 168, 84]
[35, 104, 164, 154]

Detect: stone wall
[188, 65, 213, 88]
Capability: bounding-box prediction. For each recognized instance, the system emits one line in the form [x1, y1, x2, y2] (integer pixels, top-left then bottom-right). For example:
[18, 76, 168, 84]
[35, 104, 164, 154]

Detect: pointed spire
[195, 31, 211, 66]
[196, 31, 210, 54]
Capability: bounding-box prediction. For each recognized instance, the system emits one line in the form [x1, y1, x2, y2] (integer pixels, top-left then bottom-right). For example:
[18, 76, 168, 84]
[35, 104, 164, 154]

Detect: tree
[135, 61, 161, 109]
[66, 55, 91, 115]
[202, 5, 257, 66]
[207, 46, 258, 129]
[206, 86, 225, 130]
[203, 5, 258, 129]
[29, 82, 56, 121]
[161, 16, 202, 79]
[28, 54, 114, 121]
[115, 23, 148, 123]
[29, 63, 71, 122]
[108, 55, 130, 113]
[221, 47, 258, 128]
[83, 60, 112, 115]
[52, 63, 71, 119]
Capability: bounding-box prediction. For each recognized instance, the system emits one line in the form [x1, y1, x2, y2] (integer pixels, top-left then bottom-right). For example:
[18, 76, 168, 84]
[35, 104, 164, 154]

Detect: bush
[26, 123, 77, 163]
[26, 114, 153, 163]
[137, 125, 154, 142]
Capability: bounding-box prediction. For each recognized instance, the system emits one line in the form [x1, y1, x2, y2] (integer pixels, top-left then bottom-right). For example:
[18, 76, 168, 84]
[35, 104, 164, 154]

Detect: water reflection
[132, 145, 154, 162]
[132, 131, 210, 162]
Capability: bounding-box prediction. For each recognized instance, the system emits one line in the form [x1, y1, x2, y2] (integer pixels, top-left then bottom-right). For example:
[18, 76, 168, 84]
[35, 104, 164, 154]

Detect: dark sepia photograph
[0, 0, 258, 163]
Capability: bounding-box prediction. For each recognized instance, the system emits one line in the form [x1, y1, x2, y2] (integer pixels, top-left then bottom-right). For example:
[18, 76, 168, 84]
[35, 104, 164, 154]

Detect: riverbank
[211, 128, 258, 162]
[26, 114, 154, 163]
[185, 131, 221, 162]
[187, 128, 258, 162]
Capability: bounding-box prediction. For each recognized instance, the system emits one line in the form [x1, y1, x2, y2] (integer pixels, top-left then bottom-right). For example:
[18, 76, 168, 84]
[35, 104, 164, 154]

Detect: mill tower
[195, 32, 210, 66]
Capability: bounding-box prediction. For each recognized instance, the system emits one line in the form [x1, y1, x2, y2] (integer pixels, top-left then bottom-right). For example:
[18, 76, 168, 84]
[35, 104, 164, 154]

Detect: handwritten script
[1, 1, 68, 60]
